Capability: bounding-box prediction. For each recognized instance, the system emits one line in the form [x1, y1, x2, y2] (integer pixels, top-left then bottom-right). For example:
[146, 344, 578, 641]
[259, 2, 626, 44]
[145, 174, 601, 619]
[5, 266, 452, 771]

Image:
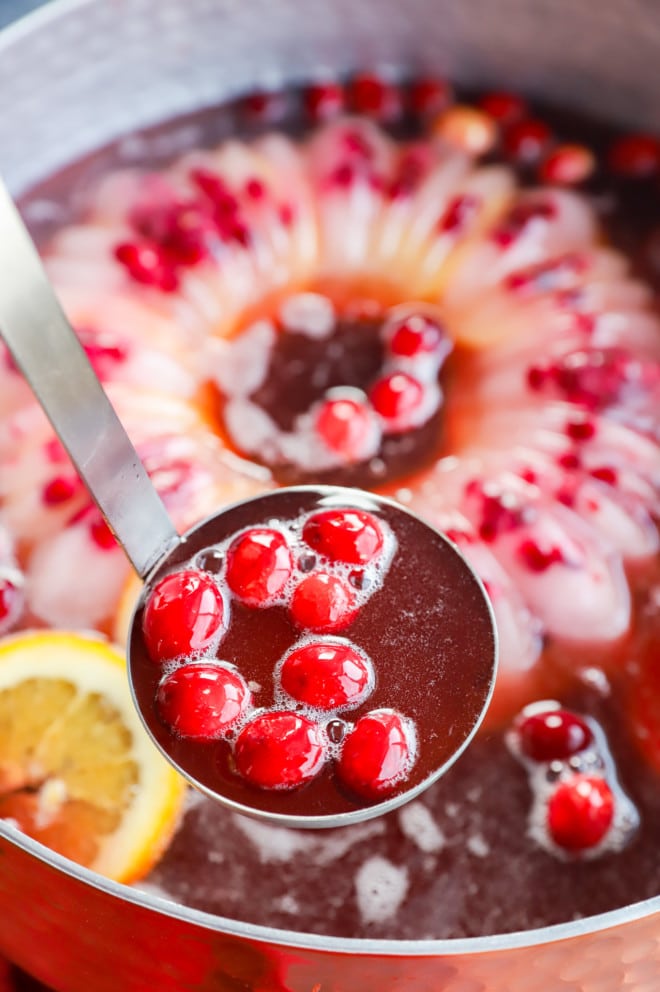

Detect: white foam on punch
[355, 856, 409, 925]
[398, 801, 446, 854]
[210, 320, 276, 397]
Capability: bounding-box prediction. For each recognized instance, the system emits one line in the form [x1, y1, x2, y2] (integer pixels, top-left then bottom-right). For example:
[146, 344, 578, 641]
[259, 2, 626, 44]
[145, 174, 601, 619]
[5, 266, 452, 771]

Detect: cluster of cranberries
[508, 702, 638, 856]
[141, 506, 418, 800]
[312, 309, 452, 465]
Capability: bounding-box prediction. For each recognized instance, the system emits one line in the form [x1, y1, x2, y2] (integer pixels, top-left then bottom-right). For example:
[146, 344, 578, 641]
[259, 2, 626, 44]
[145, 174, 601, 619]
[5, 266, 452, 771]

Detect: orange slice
[0, 630, 186, 883]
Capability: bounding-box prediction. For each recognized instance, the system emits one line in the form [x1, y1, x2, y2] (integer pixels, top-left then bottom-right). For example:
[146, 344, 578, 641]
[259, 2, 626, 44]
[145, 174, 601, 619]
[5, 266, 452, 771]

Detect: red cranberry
[591, 466, 618, 486]
[89, 514, 117, 551]
[142, 569, 226, 663]
[114, 242, 179, 292]
[156, 662, 250, 738]
[539, 144, 595, 186]
[241, 90, 288, 122]
[225, 528, 293, 607]
[387, 313, 449, 358]
[517, 708, 593, 762]
[437, 194, 481, 235]
[304, 81, 345, 121]
[290, 573, 356, 633]
[337, 709, 416, 800]
[302, 508, 384, 565]
[234, 711, 326, 789]
[42, 474, 81, 506]
[607, 134, 660, 178]
[517, 539, 565, 573]
[503, 118, 553, 165]
[349, 73, 402, 122]
[279, 641, 373, 710]
[478, 91, 527, 126]
[315, 395, 375, 462]
[369, 372, 425, 425]
[547, 775, 615, 852]
[408, 77, 452, 117]
[0, 576, 23, 633]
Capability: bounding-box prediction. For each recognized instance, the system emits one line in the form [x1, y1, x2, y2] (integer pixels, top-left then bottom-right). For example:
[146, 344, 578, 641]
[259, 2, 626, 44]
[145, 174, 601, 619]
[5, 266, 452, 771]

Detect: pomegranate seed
[539, 144, 595, 186]
[503, 118, 553, 164]
[290, 573, 357, 633]
[408, 77, 452, 117]
[156, 662, 250, 738]
[114, 242, 179, 292]
[42, 474, 80, 506]
[132, 201, 212, 267]
[0, 575, 23, 633]
[558, 451, 581, 470]
[517, 708, 593, 762]
[369, 372, 425, 425]
[492, 199, 557, 248]
[337, 709, 416, 800]
[466, 480, 532, 542]
[302, 508, 384, 565]
[478, 91, 527, 126]
[608, 134, 660, 178]
[547, 775, 615, 851]
[315, 395, 375, 462]
[432, 106, 497, 156]
[142, 569, 226, 663]
[304, 81, 345, 121]
[234, 711, 326, 789]
[279, 641, 373, 710]
[387, 313, 449, 358]
[505, 253, 587, 295]
[349, 73, 402, 122]
[387, 147, 430, 199]
[225, 528, 293, 607]
[244, 177, 265, 200]
[517, 539, 565, 572]
[591, 466, 618, 486]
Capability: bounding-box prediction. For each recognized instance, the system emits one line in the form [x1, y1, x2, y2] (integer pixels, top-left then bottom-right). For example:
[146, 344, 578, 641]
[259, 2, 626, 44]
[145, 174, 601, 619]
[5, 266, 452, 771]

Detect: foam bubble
[354, 856, 409, 925]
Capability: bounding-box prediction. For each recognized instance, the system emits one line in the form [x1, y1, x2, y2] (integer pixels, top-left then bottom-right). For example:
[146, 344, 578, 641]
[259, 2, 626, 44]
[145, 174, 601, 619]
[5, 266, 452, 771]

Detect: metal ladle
[0, 178, 497, 828]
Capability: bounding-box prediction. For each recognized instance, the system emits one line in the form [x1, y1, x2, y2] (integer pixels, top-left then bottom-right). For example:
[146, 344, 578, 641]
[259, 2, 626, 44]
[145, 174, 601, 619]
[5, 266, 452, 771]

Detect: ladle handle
[0, 178, 180, 579]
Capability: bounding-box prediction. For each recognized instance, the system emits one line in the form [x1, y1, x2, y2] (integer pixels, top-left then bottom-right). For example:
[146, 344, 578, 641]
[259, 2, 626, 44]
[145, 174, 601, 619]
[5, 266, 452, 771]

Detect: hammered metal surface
[1, 0, 660, 988]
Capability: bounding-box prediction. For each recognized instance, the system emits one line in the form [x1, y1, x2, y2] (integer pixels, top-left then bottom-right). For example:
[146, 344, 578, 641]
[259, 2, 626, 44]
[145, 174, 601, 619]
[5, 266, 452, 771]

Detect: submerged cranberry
[547, 775, 615, 852]
[234, 711, 326, 789]
[304, 81, 345, 121]
[478, 90, 527, 125]
[290, 573, 356, 632]
[302, 508, 384, 565]
[503, 118, 553, 164]
[279, 641, 373, 710]
[156, 662, 250, 738]
[518, 708, 593, 762]
[408, 77, 452, 117]
[608, 134, 660, 178]
[349, 73, 402, 122]
[338, 709, 416, 800]
[225, 528, 293, 606]
[143, 569, 226, 663]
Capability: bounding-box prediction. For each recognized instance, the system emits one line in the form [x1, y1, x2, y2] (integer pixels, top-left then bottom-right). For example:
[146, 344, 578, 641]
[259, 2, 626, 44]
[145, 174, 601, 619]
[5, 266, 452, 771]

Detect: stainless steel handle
[0, 178, 180, 579]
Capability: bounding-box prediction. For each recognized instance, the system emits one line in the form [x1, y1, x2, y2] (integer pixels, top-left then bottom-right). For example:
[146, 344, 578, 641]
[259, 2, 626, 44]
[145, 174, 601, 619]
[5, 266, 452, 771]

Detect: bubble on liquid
[279, 292, 336, 339]
[398, 801, 446, 853]
[354, 855, 409, 925]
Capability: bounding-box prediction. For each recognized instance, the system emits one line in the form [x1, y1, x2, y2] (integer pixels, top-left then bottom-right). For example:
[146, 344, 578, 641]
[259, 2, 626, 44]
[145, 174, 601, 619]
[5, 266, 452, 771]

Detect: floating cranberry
[433, 106, 497, 156]
[42, 474, 81, 506]
[517, 708, 593, 762]
[315, 395, 375, 462]
[338, 709, 416, 800]
[234, 711, 326, 790]
[408, 76, 452, 117]
[156, 662, 250, 739]
[143, 569, 226, 663]
[478, 90, 527, 126]
[349, 73, 402, 122]
[607, 134, 660, 178]
[539, 144, 595, 186]
[0, 575, 23, 633]
[290, 573, 356, 633]
[114, 242, 179, 292]
[225, 528, 293, 607]
[302, 508, 384, 565]
[387, 313, 449, 359]
[304, 81, 345, 121]
[279, 641, 373, 710]
[547, 775, 615, 852]
[503, 118, 553, 165]
[369, 372, 425, 428]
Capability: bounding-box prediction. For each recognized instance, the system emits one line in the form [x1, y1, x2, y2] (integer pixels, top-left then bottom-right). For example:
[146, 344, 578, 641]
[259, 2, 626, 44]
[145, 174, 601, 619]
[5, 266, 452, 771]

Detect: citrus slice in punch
[0, 630, 186, 882]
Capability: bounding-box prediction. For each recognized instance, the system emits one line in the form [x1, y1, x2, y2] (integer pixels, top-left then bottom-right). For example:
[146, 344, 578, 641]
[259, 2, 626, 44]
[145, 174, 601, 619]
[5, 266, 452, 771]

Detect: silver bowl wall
[0, 1, 659, 989]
